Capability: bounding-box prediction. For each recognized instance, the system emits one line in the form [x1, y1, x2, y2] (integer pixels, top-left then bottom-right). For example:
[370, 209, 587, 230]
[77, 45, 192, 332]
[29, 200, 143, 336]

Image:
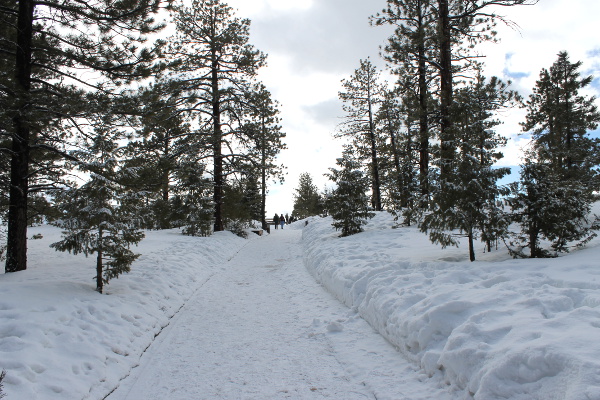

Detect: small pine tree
[292, 173, 323, 219]
[51, 133, 144, 293]
[172, 160, 213, 237]
[326, 150, 375, 237]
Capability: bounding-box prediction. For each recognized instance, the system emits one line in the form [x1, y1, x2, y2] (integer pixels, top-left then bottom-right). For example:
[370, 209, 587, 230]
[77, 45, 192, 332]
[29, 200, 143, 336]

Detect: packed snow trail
[106, 228, 453, 400]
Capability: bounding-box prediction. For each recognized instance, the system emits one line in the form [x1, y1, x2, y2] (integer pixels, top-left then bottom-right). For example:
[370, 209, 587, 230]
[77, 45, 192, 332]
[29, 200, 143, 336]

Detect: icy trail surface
[106, 228, 452, 400]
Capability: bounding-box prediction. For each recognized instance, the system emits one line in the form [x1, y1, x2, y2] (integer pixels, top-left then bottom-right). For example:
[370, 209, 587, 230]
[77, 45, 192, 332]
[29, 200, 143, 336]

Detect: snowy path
[106, 229, 453, 400]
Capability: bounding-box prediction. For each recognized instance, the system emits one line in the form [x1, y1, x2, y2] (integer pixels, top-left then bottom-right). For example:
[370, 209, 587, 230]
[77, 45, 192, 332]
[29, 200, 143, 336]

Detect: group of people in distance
[273, 213, 286, 230]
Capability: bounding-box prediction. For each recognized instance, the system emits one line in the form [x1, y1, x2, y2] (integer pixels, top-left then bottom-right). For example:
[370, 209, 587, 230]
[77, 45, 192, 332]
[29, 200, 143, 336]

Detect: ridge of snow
[0, 226, 247, 400]
[302, 212, 600, 400]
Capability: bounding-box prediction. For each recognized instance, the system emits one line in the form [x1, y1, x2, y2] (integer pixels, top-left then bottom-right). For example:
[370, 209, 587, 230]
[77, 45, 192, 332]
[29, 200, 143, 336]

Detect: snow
[0, 227, 247, 399]
[1, 214, 600, 399]
[303, 213, 600, 400]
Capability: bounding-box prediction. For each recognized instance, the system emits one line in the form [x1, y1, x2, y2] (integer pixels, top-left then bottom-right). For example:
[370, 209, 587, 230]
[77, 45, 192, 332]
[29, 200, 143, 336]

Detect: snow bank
[0, 226, 247, 400]
[302, 212, 600, 400]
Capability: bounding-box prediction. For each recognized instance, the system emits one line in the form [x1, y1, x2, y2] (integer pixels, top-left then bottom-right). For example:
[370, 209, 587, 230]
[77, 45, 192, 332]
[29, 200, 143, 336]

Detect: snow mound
[0, 226, 247, 400]
[302, 212, 600, 400]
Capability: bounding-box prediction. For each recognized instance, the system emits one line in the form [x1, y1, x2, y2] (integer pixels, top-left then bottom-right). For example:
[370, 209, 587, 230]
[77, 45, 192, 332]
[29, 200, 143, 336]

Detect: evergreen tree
[374, 0, 538, 185]
[173, 160, 213, 237]
[434, 0, 537, 178]
[218, 169, 262, 234]
[337, 58, 385, 211]
[292, 173, 322, 219]
[377, 88, 423, 225]
[243, 83, 287, 231]
[121, 80, 197, 230]
[522, 51, 600, 185]
[510, 52, 600, 257]
[51, 129, 144, 293]
[168, 0, 266, 232]
[0, 369, 5, 399]
[373, 0, 438, 199]
[507, 161, 594, 258]
[421, 73, 517, 261]
[326, 149, 376, 237]
[1, 0, 169, 272]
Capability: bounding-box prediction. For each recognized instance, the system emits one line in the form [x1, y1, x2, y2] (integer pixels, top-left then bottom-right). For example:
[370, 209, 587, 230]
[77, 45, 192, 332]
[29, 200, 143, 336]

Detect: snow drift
[302, 212, 600, 400]
[0, 226, 247, 400]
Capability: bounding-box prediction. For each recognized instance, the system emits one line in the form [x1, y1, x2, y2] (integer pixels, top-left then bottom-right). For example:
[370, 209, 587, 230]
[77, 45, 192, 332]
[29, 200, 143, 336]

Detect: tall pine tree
[510, 52, 600, 257]
[168, 0, 266, 232]
[1, 0, 169, 272]
[338, 58, 385, 211]
[243, 83, 287, 231]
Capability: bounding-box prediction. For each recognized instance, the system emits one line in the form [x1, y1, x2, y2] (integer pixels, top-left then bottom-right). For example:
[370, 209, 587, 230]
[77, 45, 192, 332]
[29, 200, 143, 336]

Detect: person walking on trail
[280, 214, 285, 230]
[273, 213, 280, 230]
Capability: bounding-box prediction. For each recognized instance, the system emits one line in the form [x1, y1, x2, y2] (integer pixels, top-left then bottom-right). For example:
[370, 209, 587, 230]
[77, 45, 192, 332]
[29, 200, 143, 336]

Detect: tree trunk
[468, 229, 475, 262]
[211, 51, 224, 232]
[96, 228, 103, 293]
[387, 117, 403, 200]
[260, 118, 268, 231]
[417, 1, 430, 200]
[529, 227, 538, 258]
[5, 0, 34, 273]
[438, 0, 453, 179]
[368, 97, 382, 212]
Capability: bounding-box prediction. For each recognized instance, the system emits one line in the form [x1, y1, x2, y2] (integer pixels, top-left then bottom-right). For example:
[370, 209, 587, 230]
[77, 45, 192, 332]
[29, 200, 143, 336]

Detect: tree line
[293, 0, 600, 261]
[0, 0, 286, 293]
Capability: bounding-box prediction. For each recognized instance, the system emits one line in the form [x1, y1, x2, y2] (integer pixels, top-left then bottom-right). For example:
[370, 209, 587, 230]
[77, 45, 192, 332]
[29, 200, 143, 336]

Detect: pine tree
[51, 129, 144, 293]
[168, 0, 266, 232]
[0, 369, 5, 399]
[172, 160, 213, 237]
[121, 80, 197, 230]
[292, 173, 323, 219]
[243, 83, 287, 231]
[435, 0, 538, 178]
[377, 87, 424, 225]
[326, 149, 376, 237]
[510, 52, 600, 257]
[337, 58, 385, 211]
[1, 0, 168, 272]
[421, 73, 517, 261]
[522, 51, 600, 185]
[373, 0, 438, 199]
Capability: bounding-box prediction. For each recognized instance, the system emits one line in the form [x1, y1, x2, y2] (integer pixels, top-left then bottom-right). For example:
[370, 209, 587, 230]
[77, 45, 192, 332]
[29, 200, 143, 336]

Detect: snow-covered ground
[303, 213, 600, 400]
[1, 213, 600, 399]
[0, 227, 247, 399]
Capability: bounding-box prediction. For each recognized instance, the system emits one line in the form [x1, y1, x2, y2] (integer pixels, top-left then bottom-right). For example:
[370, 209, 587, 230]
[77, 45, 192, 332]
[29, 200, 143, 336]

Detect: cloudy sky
[225, 0, 600, 217]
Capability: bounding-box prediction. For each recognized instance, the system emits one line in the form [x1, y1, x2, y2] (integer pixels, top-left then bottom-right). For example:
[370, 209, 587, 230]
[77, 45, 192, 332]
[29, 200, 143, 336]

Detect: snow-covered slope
[302, 212, 600, 400]
[0, 226, 247, 400]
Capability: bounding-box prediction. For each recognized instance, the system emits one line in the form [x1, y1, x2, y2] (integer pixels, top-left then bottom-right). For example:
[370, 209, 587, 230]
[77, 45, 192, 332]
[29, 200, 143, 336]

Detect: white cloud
[229, 0, 314, 17]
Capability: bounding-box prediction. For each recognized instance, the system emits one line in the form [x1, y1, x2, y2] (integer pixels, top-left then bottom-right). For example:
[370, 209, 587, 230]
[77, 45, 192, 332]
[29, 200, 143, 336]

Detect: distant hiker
[274, 213, 280, 230]
[280, 214, 285, 229]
